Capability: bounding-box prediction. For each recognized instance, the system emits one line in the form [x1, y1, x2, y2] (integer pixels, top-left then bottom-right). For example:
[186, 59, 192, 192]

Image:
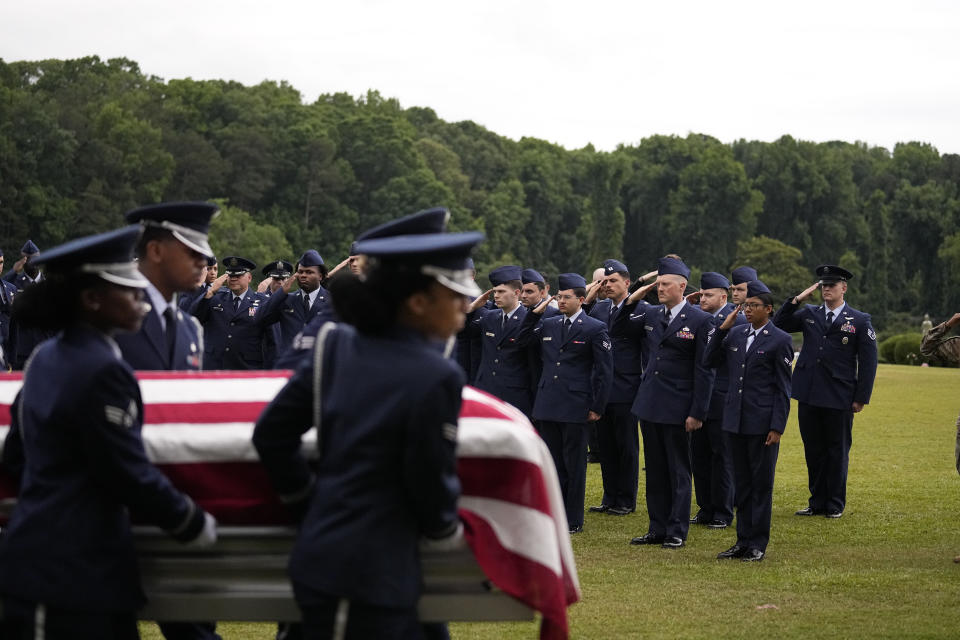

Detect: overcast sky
[2, 0, 958, 154]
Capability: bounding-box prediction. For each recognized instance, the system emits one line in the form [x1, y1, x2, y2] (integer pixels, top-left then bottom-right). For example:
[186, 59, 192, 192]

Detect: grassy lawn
[140, 364, 960, 639]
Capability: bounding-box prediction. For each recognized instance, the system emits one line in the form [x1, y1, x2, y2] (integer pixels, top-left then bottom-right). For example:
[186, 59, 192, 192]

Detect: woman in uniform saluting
[0, 225, 216, 640]
[253, 214, 483, 640]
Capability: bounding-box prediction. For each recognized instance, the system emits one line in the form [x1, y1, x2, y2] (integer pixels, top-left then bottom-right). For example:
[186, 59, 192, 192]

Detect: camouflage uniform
[921, 321, 960, 473]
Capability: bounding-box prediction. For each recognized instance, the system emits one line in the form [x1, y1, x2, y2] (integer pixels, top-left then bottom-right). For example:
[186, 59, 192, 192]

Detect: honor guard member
[466, 265, 536, 417]
[729, 266, 758, 307]
[0, 226, 216, 639]
[773, 264, 878, 518]
[115, 202, 215, 371]
[253, 223, 483, 639]
[454, 257, 480, 378]
[260, 259, 293, 294]
[622, 256, 715, 549]
[4, 240, 55, 369]
[690, 271, 742, 529]
[191, 256, 285, 370]
[523, 272, 613, 532]
[178, 255, 218, 313]
[588, 259, 643, 517]
[519, 268, 559, 402]
[252, 251, 329, 361]
[705, 280, 793, 561]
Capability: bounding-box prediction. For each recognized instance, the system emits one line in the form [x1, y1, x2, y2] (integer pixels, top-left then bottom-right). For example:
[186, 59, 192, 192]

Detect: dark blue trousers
[539, 421, 588, 529]
[730, 432, 779, 552]
[640, 421, 692, 540]
[597, 403, 639, 511]
[691, 417, 735, 524]
[158, 622, 221, 640]
[0, 597, 138, 640]
[798, 402, 853, 512]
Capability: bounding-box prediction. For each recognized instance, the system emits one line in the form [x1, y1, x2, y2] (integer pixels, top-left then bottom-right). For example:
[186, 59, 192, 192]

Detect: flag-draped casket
[0, 371, 579, 639]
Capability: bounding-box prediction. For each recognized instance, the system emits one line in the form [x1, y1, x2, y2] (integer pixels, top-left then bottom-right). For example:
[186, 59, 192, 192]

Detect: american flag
[0, 371, 579, 639]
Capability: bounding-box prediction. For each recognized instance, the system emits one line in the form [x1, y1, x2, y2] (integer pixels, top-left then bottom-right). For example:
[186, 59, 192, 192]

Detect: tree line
[2, 56, 958, 331]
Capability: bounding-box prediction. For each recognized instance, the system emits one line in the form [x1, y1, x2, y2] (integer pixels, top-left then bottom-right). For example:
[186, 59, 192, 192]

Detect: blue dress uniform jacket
[469, 305, 536, 416]
[190, 289, 285, 370]
[252, 325, 462, 609]
[589, 299, 642, 403]
[115, 306, 204, 371]
[0, 280, 16, 363]
[528, 311, 613, 423]
[704, 323, 794, 435]
[772, 299, 878, 410]
[253, 287, 331, 358]
[0, 327, 205, 612]
[3, 273, 54, 370]
[707, 303, 747, 420]
[618, 301, 715, 424]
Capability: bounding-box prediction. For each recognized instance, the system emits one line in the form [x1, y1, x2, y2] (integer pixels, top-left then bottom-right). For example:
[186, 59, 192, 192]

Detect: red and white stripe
[0, 371, 579, 639]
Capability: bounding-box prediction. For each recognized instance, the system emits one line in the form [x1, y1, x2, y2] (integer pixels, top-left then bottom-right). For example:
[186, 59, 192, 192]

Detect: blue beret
[489, 265, 522, 286]
[658, 256, 691, 280]
[222, 256, 256, 274]
[746, 280, 771, 297]
[816, 264, 853, 283]
[603, 259, 628, 276]
[356, 207, 450, 243]
[353, 231, 485, 297]
[298, 250, 324, 268]
[262, 260, 293, 278]
[700, 271, 730, 290]
[731, 266, 758, 285]
[21, 240, 40, 255]
[521, 268, 545, 284]
[558, 272, 587, 290]
[31, 226, 148, 288]
[125, 201, 219, 258]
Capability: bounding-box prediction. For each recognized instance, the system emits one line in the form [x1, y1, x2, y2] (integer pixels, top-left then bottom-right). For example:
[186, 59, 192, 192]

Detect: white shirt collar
[301, 287, 320, 305]
[144, 281, 174, 328]
[825, 301, 845, 319]
[502, 301, 521, 319]
[666, 299, 686, 320]
[564, 308, 584, 323]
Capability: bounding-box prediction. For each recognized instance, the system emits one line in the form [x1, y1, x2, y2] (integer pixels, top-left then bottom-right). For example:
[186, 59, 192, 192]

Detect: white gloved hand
[186, 512, 218, 548]
[420, 521, 466, 552]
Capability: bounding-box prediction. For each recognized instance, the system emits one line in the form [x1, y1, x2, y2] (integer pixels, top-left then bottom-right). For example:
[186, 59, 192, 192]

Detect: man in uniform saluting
[773, 264, 878, 519]
[524, 272, 613, 533]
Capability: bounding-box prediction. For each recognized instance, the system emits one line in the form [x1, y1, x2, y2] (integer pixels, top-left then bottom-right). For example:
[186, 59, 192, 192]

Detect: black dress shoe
[741, 548, 765, 562]
[661, 536, 685, 549]
[825, 510, 843, 519]
[717, 544, 747, 559]
[706, 519, 729, 529]
[569, 524, 583, 534]
[689, 511, 708, 525]
[795, 506, 824, 516]
[629, 532, 665, 545]
[606, 506, 631, 516]
[588, 504, 610, 513]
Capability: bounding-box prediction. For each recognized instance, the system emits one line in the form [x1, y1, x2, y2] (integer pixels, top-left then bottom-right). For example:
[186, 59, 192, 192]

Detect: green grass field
[140, 364, 960, 639]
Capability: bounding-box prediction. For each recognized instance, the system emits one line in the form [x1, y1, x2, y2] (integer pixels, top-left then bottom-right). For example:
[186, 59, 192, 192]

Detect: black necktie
[233, 296, 241, 312]
[303, 292, 311, 314]
[501, 312, 507, 329]
[826, 310, 834, 326]
[163, 307, 177, 361]
[746, 330, 758, 352]
[562, 318, 571, 342]
[664, 309, 672, 327]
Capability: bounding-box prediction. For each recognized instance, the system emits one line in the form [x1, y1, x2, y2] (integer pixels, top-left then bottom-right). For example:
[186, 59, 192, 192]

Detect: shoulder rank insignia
[104, 399, 138, 429]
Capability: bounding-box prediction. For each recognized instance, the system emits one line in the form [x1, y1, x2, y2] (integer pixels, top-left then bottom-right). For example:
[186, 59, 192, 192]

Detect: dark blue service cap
[816, 264, 853, 283]
[658, 256, 691, 280]
[603, 259, 628, 275]
[298, 250, 324, 268]
[206, 254, 217, 267]
[354, 231, 485, 297]
[30, 226, 148, 288]
[489, 265, 523, 286]
[21, 240, 40, 256]
[730, 266, 758, 285]
[700, 271, 730, 290]
[746, 280, 771, 297]
[465, 257, 475, 271]
[521, 268, 545, 285]
[356, 207, 450, 243]
[222, 256, 256, 275]
[262, 259, 293, 278]
[349, 241, 359, 256]
[558, 272, 587, 291]
[124, 201, 219, 259]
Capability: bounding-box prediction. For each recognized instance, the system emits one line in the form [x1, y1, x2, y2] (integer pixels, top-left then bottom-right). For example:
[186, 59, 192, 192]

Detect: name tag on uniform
[729, 346, 739, 352]
[485, 331, 496, 337]
[644, 325, 654, 331]
[213, 304, 224, 312]
[805, 318, 815, 324]
[543, 336, 552, 341]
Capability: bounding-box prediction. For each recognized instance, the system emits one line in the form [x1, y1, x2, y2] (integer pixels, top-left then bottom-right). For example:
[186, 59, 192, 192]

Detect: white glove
[186, 512, 218, 548]
[420, 521, 466, 552]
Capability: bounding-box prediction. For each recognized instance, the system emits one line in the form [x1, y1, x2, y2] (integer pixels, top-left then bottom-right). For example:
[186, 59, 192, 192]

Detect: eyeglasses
[742, 302, 768, 309]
